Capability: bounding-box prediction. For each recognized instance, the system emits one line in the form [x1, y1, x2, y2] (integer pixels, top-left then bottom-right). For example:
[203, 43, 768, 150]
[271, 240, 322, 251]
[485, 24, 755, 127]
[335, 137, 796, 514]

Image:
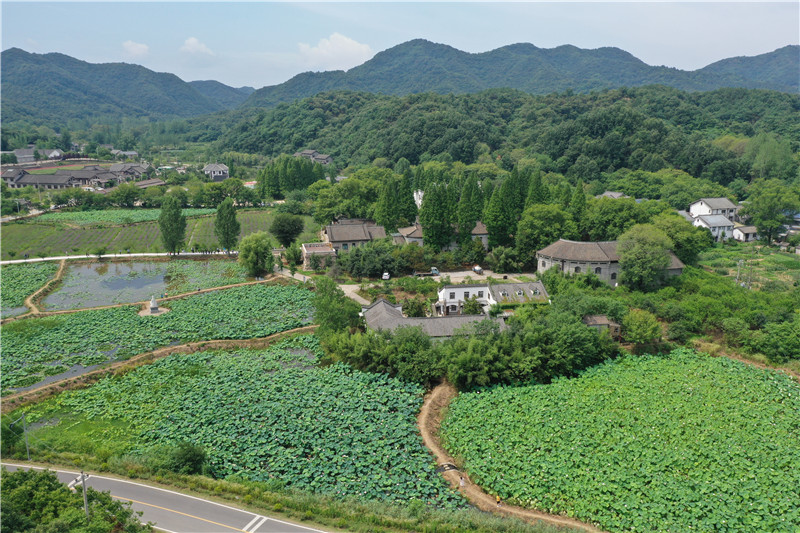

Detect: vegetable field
[1, 210, 318, 259]
[1, 284, 313, 394]
[43, 259, 250, 310]
[441, 349, 800, 532]
[1, 262, 59, 317]
[24, 336, 463, 508]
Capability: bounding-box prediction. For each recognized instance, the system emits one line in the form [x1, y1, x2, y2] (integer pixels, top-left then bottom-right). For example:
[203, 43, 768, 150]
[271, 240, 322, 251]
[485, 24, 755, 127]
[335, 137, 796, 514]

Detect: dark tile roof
[537, 239, 619, 262]
[398, 223, 424, 239]
[489, 282, 549, 304]
[17, 174, 75, 186]
[362, 299, 504, 338]
[135, 178, 166, 189]
[694, 197, 737, 210]
[582, 314, 619, 327]
[697, 215, 734, 227]
[327, 220, 386, 243]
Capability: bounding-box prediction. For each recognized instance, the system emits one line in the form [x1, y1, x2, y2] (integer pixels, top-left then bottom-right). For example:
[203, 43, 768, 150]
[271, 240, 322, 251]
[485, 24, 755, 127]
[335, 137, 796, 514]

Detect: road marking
[248, 516, 268, 532]
[243, 515, 263, 532]
[113, 496, 246, 532]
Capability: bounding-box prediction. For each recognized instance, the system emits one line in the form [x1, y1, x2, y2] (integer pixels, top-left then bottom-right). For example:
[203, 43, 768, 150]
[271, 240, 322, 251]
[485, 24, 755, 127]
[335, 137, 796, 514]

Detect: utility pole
[81, 471, 90, 522]
[735, 259, 743, 284]
[22, 413, 30, 461]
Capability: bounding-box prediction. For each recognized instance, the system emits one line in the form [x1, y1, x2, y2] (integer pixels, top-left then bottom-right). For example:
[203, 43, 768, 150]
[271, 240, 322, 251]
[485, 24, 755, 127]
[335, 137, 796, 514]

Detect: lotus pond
[2, 284, 313, 394]
[23, 335, 463, 508]
[1, 262, 59, 318]
[42, 260, 250, 310]
[441, 348, 800, 532]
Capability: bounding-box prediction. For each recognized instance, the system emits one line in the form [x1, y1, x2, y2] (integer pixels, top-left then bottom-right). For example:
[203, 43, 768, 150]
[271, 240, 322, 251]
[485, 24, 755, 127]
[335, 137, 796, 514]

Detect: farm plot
[441, 348, 800, 533]
[36, 209, 215, 226]
[42, 259, 250, 310]
[1, 284, 313, 394]
[1, 262, 60, 318]
[24, 336, 463, 508]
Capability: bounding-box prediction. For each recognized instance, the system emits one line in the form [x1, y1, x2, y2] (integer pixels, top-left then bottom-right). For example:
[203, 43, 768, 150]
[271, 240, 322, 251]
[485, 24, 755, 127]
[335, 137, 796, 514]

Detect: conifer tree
[159, 195, 186, 254]
[483, 183, 515, 248]
[214, 197, 240, 253]
[398, 169, 418, 225]
[457, 176, 483, 245]
[374, 179, 399, 231]
[569, 180, 587, 235]
[419, 183, 453, 250]
[525, 171, 549, 207]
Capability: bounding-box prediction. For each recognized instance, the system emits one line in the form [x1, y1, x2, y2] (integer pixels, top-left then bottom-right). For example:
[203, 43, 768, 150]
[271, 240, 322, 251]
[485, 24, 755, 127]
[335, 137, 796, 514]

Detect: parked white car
[382, 272, 391, 280]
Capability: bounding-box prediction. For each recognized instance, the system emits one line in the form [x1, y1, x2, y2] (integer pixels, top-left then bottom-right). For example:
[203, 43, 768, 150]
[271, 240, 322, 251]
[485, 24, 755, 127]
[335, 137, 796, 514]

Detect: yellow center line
[112, 495, 247, 532]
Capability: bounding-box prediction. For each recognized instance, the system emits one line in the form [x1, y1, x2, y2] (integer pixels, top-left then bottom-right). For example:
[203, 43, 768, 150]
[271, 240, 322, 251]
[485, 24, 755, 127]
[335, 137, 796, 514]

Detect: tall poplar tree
[398, 169, 418, 225]
[214, 197, 240, 253]
[525, 171, 549, 207]
[457, 176, 483, 245]
[569, 180, 587, 235]
[419, 183, 453, 250]
[483, 182, 515, 248]
[159, 195, 186, 254]
[374, 179, 399, 232]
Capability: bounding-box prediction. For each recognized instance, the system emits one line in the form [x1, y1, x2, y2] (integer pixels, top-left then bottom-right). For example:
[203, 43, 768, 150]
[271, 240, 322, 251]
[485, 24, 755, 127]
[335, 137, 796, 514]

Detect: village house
[55, 168, 119, 188]
[394, 221, 490, 250]
[595, 191, 630, 199]
[582, 315, 621, 340]
[732, 225, 759, 242]
[10, 174, 77, 190]
[301, 242, 336, 270]
[111, 149, 139, 159]
[361, 299, 505, 339]
[689, 197, 738, 221]
[536, 239, 684, 285]
[110, 163, 150, 180]
[294, 149, 333, 166]
[2, 168, 29, 187]
[434, 281, 549, 316]
[693, 215, 735, 241]
[323, 218, 386, 252]
[203, 163, 229, 182]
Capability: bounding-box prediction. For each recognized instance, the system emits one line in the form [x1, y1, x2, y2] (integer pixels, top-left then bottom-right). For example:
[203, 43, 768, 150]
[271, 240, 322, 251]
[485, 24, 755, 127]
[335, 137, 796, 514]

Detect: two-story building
[689, 197, 738, 221]
[434, 281, 549, 316]
[203, 163, 229, 182]
[693, 215, 735, 241]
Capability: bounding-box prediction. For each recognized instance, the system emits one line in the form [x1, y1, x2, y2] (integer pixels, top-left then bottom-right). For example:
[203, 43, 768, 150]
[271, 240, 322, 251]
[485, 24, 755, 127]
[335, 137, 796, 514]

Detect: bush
[166, 442, 207, 475]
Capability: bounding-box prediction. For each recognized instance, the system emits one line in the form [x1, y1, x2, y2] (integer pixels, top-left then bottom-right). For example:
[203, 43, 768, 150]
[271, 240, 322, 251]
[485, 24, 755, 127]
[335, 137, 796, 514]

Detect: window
[611, 273, 617, 280]
[516, 290, 524, 296]
[450, 305, 457, 312]
[595, 267, 602, 275]
[574, 266, 581, 273]
[342, 244, 348, 251]
[449, 292, 455, 299]
[464, 291, 470, 299]
[477, 291, 484, 298]
[500, 290, 508, 297]
[533, 289, 540, 295]
[541, 260, 546, 268]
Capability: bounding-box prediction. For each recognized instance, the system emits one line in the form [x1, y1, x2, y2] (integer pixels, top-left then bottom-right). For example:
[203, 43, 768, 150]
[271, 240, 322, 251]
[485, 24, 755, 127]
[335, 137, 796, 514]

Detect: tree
[618, 224, 673, 291]
[269, 213, 305, 248]
[515, 204, 578, 268]
[457, 176, 483, 246]
[314, 276, 361, 338]
[374, 179, 400, 231]
[158, 195, 186, 254]
[622, 309, 662, 351]
[568, 181, 587, 232]
[462, 295, 483, 315]
[525, 170, 549, 207]
[483, 182, 516, 248]
[651, 212, 714, 264]
[238, 231, 274, 277]
[402, 297, 427, 318]
[109, 182, 141, 208]
[740, 179, 800, 244]
[214, 198, 240, 252]
[419, 182, 454, 251]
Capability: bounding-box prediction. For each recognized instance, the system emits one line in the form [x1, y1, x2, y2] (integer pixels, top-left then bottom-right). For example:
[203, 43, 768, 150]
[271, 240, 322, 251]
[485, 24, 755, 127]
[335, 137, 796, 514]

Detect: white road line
[243, 515, 262, 532]
[67, 476, 81, 489]
[249, 516, 268, 532]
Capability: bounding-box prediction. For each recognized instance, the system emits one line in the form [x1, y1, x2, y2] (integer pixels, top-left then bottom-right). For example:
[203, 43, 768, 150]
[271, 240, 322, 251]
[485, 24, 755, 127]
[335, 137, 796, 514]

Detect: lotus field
[0, 262, 59, 317]
[441, 349, 800, 532]
[1, 284, 313, 394]
[35, 208, 216, 226]
[24, 336, 463, 508]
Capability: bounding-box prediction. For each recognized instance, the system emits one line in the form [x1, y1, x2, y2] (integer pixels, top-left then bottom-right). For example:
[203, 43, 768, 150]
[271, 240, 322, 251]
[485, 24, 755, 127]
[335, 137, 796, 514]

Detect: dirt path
[418, 381, 604, 533]
[2, 274, 288, 324]
[23, 259, 67, 314]
[2, 324, 319, 413]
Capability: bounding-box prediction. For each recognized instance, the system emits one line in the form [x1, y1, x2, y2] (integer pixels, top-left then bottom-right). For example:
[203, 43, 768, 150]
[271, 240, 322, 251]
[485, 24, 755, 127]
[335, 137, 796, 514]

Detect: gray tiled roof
[363, 299, 504, 338]
[695, 197, 737, 210]
[327, 221, 386, 243]
[489, 282, 549, 304]
[537, 239, 619, 262]
[17, 174, 74, 186]
[697, 215, 734, 227]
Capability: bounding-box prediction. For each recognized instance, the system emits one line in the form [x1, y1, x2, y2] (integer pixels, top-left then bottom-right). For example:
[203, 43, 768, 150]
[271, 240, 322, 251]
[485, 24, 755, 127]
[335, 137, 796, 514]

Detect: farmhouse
[301, 242, 336, 270]
[434, 281, 549, 316]
[536, 239, 684, 285]
[203, 163, 229, 182]
[394, 221, 489, 250]
[689, 197, 738, 221]
[2, 168, 29, 187]
[324, 218, 386, 252]
[11, 174, 77, 190]
[362, 298, 505, 339]
[582, 315, 621, 339]
[732, 225, 759, 242]
[55, 168, 118, 188]
[693, 215, 735, 241]
[294, 149, 333, 166]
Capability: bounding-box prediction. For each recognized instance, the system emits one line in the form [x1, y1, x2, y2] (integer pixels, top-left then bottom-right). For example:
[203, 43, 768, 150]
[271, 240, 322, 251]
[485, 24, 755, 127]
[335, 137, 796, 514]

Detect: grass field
[1, 209, 320, 259]
[441, 348, 800, 532]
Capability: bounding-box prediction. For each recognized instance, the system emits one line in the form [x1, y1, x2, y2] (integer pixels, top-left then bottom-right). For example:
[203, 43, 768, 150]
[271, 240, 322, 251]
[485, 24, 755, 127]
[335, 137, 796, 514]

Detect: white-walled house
[694, 215, 735, 241]
[203, 163, 229, 182]
[733, 226, 759, 242]
[435, 281, 549, 316]
[689, 198, 738, 221]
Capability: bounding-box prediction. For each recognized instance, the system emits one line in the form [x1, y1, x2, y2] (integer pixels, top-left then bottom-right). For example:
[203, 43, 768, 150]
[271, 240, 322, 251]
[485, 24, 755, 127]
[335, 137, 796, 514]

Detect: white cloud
[297, 33, 373, 71]
[122, 40, 149, 59]
[180, 37, 214, 56]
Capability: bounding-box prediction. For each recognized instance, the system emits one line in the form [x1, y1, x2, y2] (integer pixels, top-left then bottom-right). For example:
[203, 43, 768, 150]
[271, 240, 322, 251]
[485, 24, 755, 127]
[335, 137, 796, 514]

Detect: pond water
[43, 262, 170, 310]
[42, 260, 250, 310]
[1, 306, 29, 319]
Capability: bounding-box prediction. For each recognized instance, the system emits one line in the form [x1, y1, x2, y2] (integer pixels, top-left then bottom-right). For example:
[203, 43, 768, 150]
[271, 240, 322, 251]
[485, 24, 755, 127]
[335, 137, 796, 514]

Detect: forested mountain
[189, 81, 255, 109]
[242, 40, 800, 109]
[217, 86, 800, 178]
[0, 48, 225, 127]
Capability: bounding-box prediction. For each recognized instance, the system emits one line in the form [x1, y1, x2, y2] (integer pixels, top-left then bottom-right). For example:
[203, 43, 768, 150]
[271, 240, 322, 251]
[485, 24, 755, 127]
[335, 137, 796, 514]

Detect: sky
[2, 2, 798, 89]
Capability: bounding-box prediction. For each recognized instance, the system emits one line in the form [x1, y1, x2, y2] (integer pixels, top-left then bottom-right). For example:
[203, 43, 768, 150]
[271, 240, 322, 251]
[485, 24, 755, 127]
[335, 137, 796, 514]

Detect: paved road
[3, 463, 330, 533]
